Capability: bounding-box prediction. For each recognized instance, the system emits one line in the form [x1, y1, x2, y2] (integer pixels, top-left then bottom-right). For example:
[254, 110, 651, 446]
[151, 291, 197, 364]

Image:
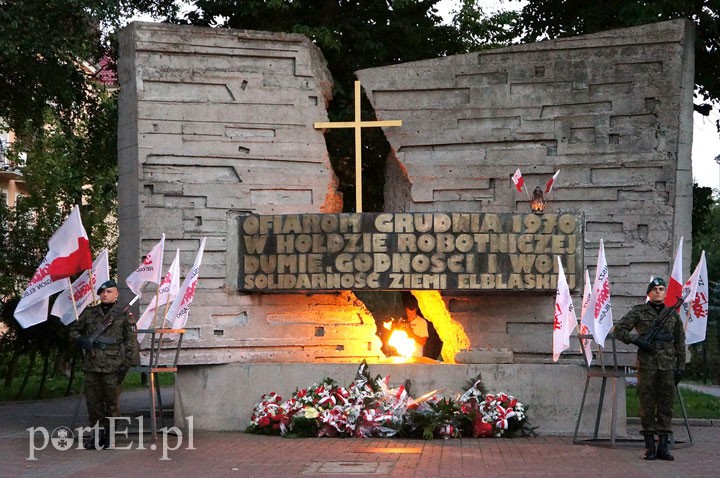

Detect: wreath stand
[132, 327, 186, 441]
[572, 334, 692, 448]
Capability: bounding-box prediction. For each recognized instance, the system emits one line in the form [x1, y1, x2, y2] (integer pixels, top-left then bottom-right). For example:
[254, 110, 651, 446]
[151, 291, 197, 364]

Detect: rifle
[86, 295, 140, 357]
[637, 291, 690, 348]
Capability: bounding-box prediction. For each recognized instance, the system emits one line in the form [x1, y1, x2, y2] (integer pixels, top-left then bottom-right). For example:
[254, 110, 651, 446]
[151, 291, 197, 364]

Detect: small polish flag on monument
[665, 237, 684, 307]
[14, 206, 93, 329]
[511, 168, 525, 193]
[680, 251, 709, 345]
[552, 257, 576, 362]
[126, 234, 165, 296]
[544, 170, 560, 195]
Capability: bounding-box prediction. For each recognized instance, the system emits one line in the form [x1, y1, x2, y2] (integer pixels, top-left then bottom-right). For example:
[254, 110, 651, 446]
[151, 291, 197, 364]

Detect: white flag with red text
[137, 249, 181, 342]
[579, 269, 594, 365]
[51, 249, 110, 325]
[680, 251, 709, 344]
[581, 240, 613, 347]
[545, 170, 560, 195]
[14, 206, 93, 328]
[511, 168, 525, 193]
[665, 237, 684, 307]
[553, 257, 576, 362]
[126, 234, 165, 296]
[167, 238, 206, 330]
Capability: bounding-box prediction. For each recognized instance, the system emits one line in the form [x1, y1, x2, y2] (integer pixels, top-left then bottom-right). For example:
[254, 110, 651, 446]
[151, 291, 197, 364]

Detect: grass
[626, 385, 720, 419]
[0, 371, 175, 402]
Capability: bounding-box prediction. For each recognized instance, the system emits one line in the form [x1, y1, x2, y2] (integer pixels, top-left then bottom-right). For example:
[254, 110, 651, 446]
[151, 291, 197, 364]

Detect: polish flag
[167, 238, 206, 330]
[581, 240, 613, 347]
[544, 170, 560, 195]
[14, 206, 92, 328]
[552, 257, 576, 362]
[579, 269, 594, 365]
[680, 251, 709, 344]
[511, 168, 525, 193]
[47, 205, 93, 281]
[665, 237, 684, 307]
[51, 249, 110, 325]
[137, 249, 181, 342]
[126, 234, 165, 296]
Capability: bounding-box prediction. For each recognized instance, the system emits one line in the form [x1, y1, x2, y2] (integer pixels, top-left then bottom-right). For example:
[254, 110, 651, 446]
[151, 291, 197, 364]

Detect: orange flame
[387, 329, 419, 358]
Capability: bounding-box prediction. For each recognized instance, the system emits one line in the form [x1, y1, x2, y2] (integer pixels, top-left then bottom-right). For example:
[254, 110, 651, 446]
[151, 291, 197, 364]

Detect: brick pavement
[1, 389, 719, 478]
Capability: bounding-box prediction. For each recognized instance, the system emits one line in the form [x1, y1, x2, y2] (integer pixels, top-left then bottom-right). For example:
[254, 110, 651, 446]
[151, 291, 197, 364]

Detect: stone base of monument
[174, 362, 626, 437]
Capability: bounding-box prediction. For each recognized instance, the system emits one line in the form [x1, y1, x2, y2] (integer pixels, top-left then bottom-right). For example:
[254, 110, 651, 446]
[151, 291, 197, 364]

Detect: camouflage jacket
[614, 302, 686, 371]
[68, 303, 140, 373]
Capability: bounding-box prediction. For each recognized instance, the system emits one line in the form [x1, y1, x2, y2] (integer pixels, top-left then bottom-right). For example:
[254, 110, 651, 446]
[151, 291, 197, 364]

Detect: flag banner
[167, 238, 206, 330]
[47, 205, 93, 281]
[137, 249, 181, 343]
[581, 240, 613, 347]
[511, 168, 525, 193]
[579, 269, 594, 365]
[545, 170, 560, 195]
[665, 237, 684, 307]
[126, 234, 165, 296]
[51, 249, 110, 325]
[553, 257, 576, 362]
[14, 206, 91, 328]
[680, 251, 709, 344]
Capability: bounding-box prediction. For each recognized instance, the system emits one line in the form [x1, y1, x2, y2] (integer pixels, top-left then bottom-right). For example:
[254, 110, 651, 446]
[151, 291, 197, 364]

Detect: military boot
[656, 435, 674, 461]
[643, 434, 656, 460]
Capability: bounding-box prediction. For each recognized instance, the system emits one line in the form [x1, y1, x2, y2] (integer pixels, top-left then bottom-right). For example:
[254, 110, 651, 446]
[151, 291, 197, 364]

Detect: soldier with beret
[614, 277, 686, 461]
[68, 279, 139, 449]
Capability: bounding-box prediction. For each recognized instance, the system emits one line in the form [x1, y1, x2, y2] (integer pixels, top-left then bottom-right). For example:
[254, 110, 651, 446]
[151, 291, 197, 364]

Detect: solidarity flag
[511, 168, 525, 193]
[665, 237, 684, 307]
[51, 249, 109, 325]
[552, 257, 576, 362]
[581, 240, 613, 347]
[167, 238, 206, 330]
[579, 269, 594, 365]
[544, 170, 560, 195]
[137, 249, 181, 342]
[680, 251, 709, 344]
[126, 234, 165, 296]
[14, 206, 92, 328]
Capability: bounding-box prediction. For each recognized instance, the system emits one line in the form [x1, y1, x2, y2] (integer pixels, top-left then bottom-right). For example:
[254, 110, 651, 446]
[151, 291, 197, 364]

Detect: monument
[117, 19, 694, 435]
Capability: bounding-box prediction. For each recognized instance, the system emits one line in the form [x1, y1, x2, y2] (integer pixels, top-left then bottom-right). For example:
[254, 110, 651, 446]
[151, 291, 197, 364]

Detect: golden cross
[314, 80, 402, 212]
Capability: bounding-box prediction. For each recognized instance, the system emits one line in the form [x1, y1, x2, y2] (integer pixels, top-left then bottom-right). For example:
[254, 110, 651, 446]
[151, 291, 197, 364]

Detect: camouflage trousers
[84, 371, 122, 429]
[637, 368, 675, 436]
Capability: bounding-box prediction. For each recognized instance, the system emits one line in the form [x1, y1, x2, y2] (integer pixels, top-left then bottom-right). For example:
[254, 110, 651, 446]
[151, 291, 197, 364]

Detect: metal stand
[133, 328, 185, 441]
[572, 334, 692, 448]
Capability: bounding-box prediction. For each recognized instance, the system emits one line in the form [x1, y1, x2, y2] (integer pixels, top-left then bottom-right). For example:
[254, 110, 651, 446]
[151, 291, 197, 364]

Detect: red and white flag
[167, 237, 206, 330]
[544, 170, 560, 195]
[553, 257, 576, 362]
[51, 249, 110, 325]
[665, 237, 684, 307]
[680, 251, 709, 344]
[511, 168, 525, 193]
[137, 249, 181, 342]
[47, 205, 93, 281]
[126, 234, 165, 296]
[14, 206, 92, 328]
[579, 269, 594, 365]
[581, 240, 613, 347]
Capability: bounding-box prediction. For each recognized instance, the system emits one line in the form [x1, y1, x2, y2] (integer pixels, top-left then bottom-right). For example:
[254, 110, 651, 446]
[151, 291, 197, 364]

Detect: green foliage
[626, 384, 720, 419]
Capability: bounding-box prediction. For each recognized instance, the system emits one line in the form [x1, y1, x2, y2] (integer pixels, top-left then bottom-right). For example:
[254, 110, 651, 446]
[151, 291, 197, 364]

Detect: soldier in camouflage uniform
[615, 277, 686, 461]
[68, 279, 139, 449]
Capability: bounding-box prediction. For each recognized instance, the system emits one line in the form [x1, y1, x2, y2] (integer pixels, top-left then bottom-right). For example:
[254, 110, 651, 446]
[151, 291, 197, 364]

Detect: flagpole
[150, 285, 162, 330]
[88, 269, 98, 305]
[67, 277, 81, 323]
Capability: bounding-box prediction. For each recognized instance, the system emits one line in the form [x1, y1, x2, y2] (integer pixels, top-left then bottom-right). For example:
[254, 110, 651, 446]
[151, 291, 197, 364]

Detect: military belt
[92, 337, 120, 349]
[653, 332, 674, 343]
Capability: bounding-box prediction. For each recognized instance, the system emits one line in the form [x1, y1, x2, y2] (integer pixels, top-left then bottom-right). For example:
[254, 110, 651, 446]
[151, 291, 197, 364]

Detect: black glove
[76, 336, 93, 352]
[674, 370, 683, 386]
[117, 366, 129, 382]
[632, 338, 655, 354]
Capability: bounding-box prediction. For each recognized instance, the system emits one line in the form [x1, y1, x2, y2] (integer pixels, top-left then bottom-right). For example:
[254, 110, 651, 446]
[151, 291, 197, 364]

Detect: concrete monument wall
[357, 19, 695, 364]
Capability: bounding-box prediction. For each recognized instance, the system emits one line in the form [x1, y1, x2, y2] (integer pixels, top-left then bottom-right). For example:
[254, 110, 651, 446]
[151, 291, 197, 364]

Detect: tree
[180, 0, 465, 211]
